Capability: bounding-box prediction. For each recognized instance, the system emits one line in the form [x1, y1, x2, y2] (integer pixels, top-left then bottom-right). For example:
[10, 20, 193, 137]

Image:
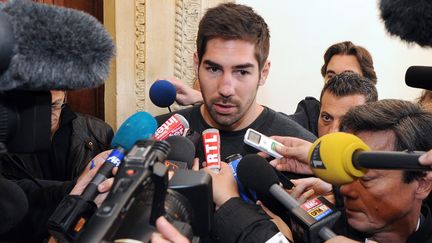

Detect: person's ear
[415, 177, 432, 200]
[259, 60, 271, 86]
[193, 52, 199, 73]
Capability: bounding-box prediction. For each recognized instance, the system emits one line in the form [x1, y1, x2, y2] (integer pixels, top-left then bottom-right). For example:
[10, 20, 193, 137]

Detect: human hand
[160, 77, 203, 106]
[289, 177, 333, 204]
[419, 150, 432, 180]
[257, 201, 293, 241]
[70, 150, 117, 207]
[259, 136, 313, 174]
[151, 216, 189, 243]
[202, 162, 239, 208]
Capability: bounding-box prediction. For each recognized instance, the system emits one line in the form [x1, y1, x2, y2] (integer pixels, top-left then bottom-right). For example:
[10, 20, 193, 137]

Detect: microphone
[308, 132, 430, 185]
[149, 80, 176, 111]
[237, 154, 339, 243]
[0, 0, 114, 90]
[405, 66, 432, 90]
[0, 177, 28, 234]
[165, 136, 196, 170]
[202, 128, 221, 172]
[379, 0, 432, 47]
[80, 112, 157, 200]
[154, 114, 189, 140]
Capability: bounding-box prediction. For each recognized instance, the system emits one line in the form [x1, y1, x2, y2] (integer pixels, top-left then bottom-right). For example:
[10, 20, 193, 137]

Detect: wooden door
[34, 0, 106, 120]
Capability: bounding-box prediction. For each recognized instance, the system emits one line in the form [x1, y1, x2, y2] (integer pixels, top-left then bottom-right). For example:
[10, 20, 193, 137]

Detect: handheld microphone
[0, 0, 114, 90]
[149, 80, 176, 111]
[226, 154, 257, 203]
[154, 114, 189, 140]
[237, 154, 339, 243]
[80, 112, 157, 200]
[308, 132, 429, 185]
[405, 66, 432, 90]
[202, 128, 221, 172]
[165, 136, 196, 170]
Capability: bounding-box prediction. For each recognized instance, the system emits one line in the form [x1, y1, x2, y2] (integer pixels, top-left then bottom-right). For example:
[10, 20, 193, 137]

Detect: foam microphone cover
[111, 111, 157, 150]
[237, 154, 279, 194]
[0, 177, 28, 234]
[405, 66, 432, 90]
[379, 0, 432, 47]
[166, 135, 196, 169]
[0, 0, 115, 91]
[149, 80, 176, 107]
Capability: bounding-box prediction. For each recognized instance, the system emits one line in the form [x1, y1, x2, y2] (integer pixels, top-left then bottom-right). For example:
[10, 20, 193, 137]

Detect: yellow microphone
[307, 132, 428, 185]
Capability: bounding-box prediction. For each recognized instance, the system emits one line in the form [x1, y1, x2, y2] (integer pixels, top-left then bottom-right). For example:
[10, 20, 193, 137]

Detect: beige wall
[103, 0, 231, 130]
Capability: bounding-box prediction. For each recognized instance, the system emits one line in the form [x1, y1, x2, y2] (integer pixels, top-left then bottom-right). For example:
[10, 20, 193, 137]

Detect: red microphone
[202, 128, 221, 172]
[154, 114, 189, 140]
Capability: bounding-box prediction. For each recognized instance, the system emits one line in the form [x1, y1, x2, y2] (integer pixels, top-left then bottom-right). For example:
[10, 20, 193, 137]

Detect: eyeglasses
[51, 101, 66, 111]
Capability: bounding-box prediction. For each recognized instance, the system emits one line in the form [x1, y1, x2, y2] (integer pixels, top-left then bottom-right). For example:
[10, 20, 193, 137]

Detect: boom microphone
[405, 66, 432, 90]
[379, 0, 432, 47]
[80, 112, 157, 200]
[237, 154, 338, 243]
[0, 0, 115, 90]
[308, 132, 429, 185]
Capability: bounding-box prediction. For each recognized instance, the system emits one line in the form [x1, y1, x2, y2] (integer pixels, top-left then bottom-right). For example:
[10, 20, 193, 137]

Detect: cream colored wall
[103, 0, 231, 130]
[238, 0, 431, 114]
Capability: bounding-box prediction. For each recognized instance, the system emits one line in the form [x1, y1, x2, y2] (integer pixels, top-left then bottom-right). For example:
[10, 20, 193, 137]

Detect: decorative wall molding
[135, 0, 146, 111]
[174, 0, 200, 87]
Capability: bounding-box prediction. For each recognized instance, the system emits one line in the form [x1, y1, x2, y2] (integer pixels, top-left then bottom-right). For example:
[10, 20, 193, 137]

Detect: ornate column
[104, 0, 231, 130]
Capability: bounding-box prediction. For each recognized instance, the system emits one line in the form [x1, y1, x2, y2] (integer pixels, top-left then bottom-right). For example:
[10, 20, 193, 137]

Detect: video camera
[48, 139, 213, 242]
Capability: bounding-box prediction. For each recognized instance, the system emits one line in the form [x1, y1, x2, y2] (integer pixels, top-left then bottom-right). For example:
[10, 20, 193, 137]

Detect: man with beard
[156, 3, 315, 164]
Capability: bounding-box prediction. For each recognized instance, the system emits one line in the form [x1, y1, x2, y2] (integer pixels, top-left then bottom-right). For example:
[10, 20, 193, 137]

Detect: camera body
[49, 139, 213, 242]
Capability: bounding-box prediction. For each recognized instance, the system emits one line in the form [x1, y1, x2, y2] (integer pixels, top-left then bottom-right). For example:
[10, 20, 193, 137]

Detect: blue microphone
[80, 111, 157, 201]
[149, 80, 176, 112]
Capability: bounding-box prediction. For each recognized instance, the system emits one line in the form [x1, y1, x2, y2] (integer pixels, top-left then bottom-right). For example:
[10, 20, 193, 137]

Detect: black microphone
[405, 66, 432, 90]
[379, 0, 432, 47]
[0, 177, 28, 234]
[0, 0, 115, 90]
[237, 154, 339, 243]
[165, 136, 196, 170]
[353, 151, 428, 171]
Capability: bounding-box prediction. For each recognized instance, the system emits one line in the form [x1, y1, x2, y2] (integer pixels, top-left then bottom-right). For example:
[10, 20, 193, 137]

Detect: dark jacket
[0, 106, 113, 242]
[287, 96, 320, 137]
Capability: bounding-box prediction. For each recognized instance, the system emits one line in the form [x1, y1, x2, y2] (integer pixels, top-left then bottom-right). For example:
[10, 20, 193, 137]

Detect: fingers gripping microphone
[237, 155, 339, 243]
[0, 0, 115, 90]
[405, 66, 432, 90]
[308, 132, 429, 185]
[80, 112, 157, 200]
[149, 80, 176, 111]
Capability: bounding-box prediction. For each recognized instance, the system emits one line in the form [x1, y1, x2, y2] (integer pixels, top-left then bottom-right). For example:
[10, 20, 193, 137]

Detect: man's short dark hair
[319, 71, 378, 103]
[320, 41, 377, 84]
[340, 99, 432, 182]
[196, 3, 270, 70]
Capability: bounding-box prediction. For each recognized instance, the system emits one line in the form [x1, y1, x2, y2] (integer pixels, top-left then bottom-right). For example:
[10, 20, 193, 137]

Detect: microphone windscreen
[0, 177, 28, 234]
[112, 112, 157, 150]
[379, 0, 432, 47]
[237, 154, 279, 194]
[0, 0, 115, 91]
[405, 66, 432, 90]
[166, 136, 196, 169]
[149, 80, 176, 108]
